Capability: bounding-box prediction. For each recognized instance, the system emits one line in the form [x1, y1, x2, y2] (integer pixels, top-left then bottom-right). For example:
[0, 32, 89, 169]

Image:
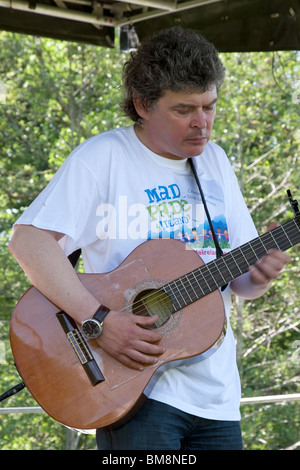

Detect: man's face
[134, 87, 218, 160]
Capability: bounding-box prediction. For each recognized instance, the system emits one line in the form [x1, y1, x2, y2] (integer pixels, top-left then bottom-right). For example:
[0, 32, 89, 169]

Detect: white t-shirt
[16, 125, 258, 421]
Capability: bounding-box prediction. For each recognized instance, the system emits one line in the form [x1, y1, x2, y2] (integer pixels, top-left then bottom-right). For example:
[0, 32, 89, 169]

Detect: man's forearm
[230, 271, 271, 300]
[9, 224, 100, 323]
[9, 224, 165, 369]
[230, 249, 290, 300]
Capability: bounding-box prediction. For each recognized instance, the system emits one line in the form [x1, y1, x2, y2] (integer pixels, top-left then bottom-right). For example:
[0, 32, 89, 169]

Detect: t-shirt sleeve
[224, 162, 258, 249]
[15, 156, 101, 255]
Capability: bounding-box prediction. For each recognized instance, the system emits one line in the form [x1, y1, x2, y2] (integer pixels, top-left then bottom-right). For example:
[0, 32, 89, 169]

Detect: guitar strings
[123, 221, 300, 318]
[120, 220, 300, 319]
[129, 226, 300, 319]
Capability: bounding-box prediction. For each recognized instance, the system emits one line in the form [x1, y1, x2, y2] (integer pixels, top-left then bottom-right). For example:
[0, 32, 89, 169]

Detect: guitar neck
[164, 218, 300, 311]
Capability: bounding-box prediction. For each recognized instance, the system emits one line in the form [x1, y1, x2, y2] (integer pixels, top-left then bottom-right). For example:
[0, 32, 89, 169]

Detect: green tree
[216, 51, 299, 450]
[0, 32, 129, 450]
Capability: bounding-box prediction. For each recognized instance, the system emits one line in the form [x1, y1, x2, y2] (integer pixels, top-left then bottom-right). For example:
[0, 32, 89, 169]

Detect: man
[9, 27, 290, 450]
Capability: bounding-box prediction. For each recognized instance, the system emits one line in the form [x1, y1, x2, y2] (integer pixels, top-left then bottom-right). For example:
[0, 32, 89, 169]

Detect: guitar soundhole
[132, 288, 173, 329]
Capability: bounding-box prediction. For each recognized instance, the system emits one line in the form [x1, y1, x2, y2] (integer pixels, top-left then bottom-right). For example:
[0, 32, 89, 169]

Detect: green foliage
[216, 51, 300, 450]
[242, 402, 299, 450]
[0, 32, 299, 450]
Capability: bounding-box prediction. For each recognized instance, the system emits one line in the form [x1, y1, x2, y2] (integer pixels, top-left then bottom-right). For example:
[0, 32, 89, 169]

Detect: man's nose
[190, 109, 206, 128]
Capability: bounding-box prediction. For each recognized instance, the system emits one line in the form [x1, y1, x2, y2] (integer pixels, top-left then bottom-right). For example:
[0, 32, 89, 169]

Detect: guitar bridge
[66, 329, 93, 365]
[56, 312, 105, 386]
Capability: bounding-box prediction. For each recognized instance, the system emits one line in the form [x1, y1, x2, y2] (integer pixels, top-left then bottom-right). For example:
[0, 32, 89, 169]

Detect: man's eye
[176, 108, 191, 115]
[203, 106, 215, 112]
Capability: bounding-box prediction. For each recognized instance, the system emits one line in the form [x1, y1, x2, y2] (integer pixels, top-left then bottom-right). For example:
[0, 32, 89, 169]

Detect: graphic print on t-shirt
[144, 178, 231, 257]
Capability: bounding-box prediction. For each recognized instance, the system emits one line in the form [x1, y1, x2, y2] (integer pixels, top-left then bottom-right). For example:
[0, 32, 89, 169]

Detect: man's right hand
[97, 310, 165, 370]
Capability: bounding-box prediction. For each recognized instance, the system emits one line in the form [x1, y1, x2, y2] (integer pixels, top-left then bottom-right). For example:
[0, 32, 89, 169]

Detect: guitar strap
[68, 248, 82, 268]
[189, 158, 228, 292]
[189, 158, 224, 259]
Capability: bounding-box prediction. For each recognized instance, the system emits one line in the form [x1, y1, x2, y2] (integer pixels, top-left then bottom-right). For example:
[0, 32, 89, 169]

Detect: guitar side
[10, 238, 225, 430]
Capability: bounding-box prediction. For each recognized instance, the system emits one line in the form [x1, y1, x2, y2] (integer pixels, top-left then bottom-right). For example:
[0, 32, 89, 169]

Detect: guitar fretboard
[163, 218, 300, 312]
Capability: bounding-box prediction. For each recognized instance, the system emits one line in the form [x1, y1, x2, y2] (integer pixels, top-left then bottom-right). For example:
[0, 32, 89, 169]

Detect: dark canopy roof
[0, 0, 299, 51]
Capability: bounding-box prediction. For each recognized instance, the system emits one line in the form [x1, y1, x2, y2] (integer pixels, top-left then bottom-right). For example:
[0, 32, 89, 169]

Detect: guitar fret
[182, 274, 201, 302]
[174, 279, 188, 306]
[200, 265, 218, 291]
[178, 278, 192, 304]
[228, 251, 243, 275]
[217, 256, 235, 283]
[268, 230, 280, 250]
[250, 239, 265, 259]
[248, 243, 259, 262]
[190, 271, 206, 297]
[258, 236, 268, 254]
[275, 222, 298, 250]
[186, 273, 202, 299]
[212, 260, 226, 284]
[281, 225, 293, 247]
[194, 268, 212, 294]
[237, 247, 250, 267]
[164, 282, 184, 311]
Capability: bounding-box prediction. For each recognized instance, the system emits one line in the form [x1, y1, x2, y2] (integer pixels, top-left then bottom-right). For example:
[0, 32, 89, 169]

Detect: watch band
[93, 304, 110, 324]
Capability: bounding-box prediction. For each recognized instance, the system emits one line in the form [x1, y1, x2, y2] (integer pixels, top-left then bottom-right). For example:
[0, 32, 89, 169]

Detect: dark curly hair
[121, 26, 225, 123]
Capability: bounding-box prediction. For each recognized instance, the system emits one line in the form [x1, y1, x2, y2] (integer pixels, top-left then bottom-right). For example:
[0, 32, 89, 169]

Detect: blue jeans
[96, 399, 243, 450]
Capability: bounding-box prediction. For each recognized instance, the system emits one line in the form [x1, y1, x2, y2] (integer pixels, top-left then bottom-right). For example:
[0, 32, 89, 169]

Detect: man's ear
[132, 96, 149, 121]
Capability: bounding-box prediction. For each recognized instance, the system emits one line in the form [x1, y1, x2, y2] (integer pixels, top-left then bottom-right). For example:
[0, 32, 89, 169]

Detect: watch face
[82, 319, 102, 339]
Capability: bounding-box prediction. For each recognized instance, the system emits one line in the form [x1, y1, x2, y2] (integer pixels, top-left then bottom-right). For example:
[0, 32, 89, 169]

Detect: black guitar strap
[189, 158, 224, 259]
[68, 248, 82, 268]
[189, 158, 228, 291]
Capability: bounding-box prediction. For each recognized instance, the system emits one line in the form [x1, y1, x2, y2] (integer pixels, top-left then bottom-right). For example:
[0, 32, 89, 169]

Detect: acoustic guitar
[10, 195, 300, 430]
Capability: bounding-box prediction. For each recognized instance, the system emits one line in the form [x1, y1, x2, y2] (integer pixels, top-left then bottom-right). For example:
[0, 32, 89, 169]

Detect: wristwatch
[81, 305, 110, 340]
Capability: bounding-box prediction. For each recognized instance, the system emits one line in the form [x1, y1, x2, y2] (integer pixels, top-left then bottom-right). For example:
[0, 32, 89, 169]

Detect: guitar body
[10, 238, 225, 430]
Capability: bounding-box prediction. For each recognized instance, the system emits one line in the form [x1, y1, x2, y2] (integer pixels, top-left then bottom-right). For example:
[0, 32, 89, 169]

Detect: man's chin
[186, 145, 207, 158]
[184, 139, 209, 157]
